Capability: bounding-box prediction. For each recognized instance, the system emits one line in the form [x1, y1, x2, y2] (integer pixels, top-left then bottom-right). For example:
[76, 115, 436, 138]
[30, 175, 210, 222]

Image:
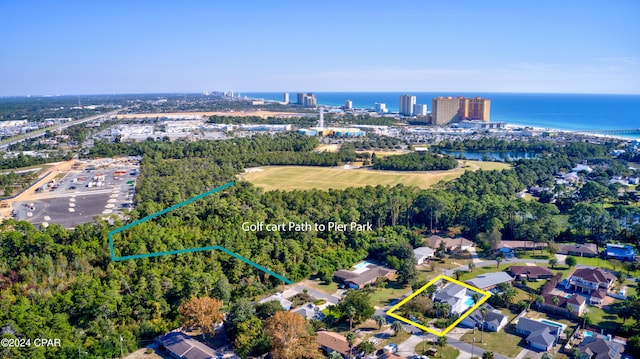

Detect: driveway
[396, 334, 423, 357]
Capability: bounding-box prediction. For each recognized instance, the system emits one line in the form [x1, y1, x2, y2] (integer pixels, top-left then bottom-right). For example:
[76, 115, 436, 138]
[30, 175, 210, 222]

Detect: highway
[0, 109, 123, 150]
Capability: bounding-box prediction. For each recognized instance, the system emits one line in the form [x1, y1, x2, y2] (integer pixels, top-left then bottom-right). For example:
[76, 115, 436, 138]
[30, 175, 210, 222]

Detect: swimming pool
[540, 319, 563, 328]
[584, 331, 593, 337]
[353, 261, 373, 269]
[464, 297, 475, 306]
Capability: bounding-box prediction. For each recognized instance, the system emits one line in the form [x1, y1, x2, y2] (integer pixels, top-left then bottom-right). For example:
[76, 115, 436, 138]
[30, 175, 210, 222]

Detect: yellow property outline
[386, 275, 491, 336]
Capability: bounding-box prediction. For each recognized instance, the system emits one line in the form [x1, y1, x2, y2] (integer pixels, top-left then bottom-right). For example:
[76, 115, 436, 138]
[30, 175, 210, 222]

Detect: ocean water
[244, 92, 640, 136]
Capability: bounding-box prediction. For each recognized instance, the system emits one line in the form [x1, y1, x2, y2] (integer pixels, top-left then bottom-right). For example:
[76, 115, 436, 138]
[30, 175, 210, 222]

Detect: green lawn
[586, 303, 636, 332]
[460, 326, 525, 358]
[414, 343, 459, 359]
[368, 280, 412, 308]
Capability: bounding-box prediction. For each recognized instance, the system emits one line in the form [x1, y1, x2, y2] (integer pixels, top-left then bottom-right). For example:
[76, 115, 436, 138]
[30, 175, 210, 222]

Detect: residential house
[539, 294, 587, 317]
[590, 289, 608, 305]
[465, 272, 514, 291]
[508, 265, 554, 280]
[413, 247, 435, 265]
[333, 264, 395, 290]
[572, 164, 593, 173]
[292, 303, 325, 321]
[578, 334, 625, 359]
[433, 283, 474, 315]
[460, 303, 508, 332]
[515, 318, 562, 351]
[558, 243, 599, 257]
[567, 268, 616, 294]
[605, 243, 637, 261]
[496, 240, 548, 251]
[157, 331, 218, 359]
[425, 235, 474, 251]
[317, 330, 360, 358]
[259, 294, 292, 311]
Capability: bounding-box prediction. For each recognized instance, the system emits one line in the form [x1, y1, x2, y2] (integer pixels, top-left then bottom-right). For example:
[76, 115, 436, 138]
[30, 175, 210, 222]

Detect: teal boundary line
[108, 181, 292, 284]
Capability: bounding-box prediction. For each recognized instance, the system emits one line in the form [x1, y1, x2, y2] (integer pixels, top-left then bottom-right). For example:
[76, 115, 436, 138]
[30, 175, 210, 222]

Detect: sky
[1, 1, 639, 96]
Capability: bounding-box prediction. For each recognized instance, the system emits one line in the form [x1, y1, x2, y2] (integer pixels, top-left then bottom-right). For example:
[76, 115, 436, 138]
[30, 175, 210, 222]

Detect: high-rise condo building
[344, 99, 353, 110]
[375, 103, 388, 113]
[297, 93, 317, 107]
[431, 96, 461, 125]
[283, 93, 289, 104]
[399, 94, 417, 116]
[414, 104, 427, 116]
[432, 96, 491, 125]
[458, 96, 491, 122]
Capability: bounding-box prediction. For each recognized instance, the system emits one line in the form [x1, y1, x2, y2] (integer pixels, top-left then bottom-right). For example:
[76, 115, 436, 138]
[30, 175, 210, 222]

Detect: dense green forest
[1, 134, 640, 357]
[372, 151, 458, 171]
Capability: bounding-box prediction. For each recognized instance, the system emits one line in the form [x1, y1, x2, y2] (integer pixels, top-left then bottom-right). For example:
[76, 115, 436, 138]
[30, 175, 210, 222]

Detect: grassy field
[460, 326, 525, 358]
[241, 160, 510, 191]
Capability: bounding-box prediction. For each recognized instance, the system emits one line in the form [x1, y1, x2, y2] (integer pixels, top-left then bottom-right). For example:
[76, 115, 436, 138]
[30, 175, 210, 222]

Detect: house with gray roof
[515, 317, 562, 351]
[459, 303, 508, 332]
[413, 247, 435, 265]
[157, 331, 218, 359]
[333, 263, 395, 290]
[465, 272, 514, 290]
[433, 283, 473, 315]
[259, 294, 292, 310]
[558, 243, 599, 257]
[578, 333, 624, 359]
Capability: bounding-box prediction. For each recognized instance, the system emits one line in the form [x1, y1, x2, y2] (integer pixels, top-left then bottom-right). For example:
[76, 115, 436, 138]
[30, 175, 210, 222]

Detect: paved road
[0, 109, 122, 150]
[443, 257, 550, 277]
[292, 285, 341, 305]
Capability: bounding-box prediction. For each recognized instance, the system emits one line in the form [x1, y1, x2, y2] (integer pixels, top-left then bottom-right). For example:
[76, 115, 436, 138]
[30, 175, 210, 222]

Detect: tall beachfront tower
[460, 96, 491, 122]
[283, 93, 289, 104]
[431, 96, 461, 125]
[344, 99, 353, 110]
[399, 94, 417, 116]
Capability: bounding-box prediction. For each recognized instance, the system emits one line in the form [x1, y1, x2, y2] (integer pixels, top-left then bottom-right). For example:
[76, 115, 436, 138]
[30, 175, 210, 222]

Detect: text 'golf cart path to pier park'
[386, 275, 491, 336]
[107, 181, 293, 284]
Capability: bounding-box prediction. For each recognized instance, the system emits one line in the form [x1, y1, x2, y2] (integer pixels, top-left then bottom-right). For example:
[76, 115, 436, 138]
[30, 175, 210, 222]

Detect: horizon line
[2, 90, 640, 98]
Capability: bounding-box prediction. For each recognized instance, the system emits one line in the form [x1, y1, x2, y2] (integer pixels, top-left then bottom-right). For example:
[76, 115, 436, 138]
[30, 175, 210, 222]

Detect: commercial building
[399, 94, 416, 116]
[297, 93, 317, 107]
[431, 96, 491, 125]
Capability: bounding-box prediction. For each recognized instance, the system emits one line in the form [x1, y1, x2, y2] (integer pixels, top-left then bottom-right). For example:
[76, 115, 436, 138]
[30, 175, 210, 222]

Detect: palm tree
[480, 307, 488, 343]
[472, 293, 480, 305]
[534, 294, 544, 310]
[503, 287, 517, 308]
[482, 351, 494, 359]
[391, 321, 404, 336]
[454, 269, 463, 280]
[552, 295, 560, 314]
[434, 302, 442, 318]
[328, 351, 343, 359]
[436, 336, 448, 358]
[441, 303, 451, 317]
[542, 352, 553, 359]
[496, 255, 503, 268]
[374, 315, 386, 329]
[567, 304, 575, 318]
[346, 305, 356, 331]
[345, 332, 356, 359]
[469, 262, 476, 272]
[549, 258, 558, 269]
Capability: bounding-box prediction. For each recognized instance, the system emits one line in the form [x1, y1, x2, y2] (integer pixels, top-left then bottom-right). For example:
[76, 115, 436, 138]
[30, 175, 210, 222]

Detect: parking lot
[13, 158, 140, 229]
